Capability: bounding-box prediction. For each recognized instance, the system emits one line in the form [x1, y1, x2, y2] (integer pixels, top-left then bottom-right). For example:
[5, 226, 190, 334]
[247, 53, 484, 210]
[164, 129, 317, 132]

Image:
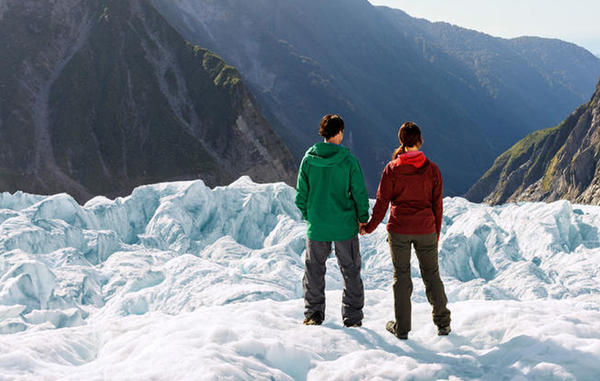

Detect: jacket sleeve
[295, 159, 309, 220]
[365, 164, 393, 233]
[350, 157, 370, 223]
[432, 165, 443, 239]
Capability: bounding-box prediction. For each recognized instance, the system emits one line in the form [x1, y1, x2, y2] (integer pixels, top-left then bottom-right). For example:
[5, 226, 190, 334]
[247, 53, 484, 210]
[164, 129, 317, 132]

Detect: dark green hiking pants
[303, 236, 364, 325]
[388, 232, 451, 334]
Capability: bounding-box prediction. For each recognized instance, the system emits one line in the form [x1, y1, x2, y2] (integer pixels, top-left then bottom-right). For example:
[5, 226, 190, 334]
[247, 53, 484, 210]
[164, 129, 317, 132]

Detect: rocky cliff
[0, 0, 296, 202]
[152, 0, 600, 195]
[467, 78, 600, 204]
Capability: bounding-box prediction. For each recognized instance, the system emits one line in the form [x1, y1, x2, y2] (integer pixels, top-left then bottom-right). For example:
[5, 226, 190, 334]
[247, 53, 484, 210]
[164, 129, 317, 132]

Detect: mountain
[467, 77, 600, 204]
[0, 0, 295, 203]
[152, 0, 600, 195]
[0, 178, 599, 378]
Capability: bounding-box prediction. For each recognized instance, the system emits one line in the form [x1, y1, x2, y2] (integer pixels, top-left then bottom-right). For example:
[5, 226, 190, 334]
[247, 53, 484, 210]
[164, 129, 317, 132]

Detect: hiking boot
[344, 320, 362, 328]
[438, 325, 451, 336]
[303, 317, 321, 325]
[386, 320, 408, 340]
[303, 312, 323, 326]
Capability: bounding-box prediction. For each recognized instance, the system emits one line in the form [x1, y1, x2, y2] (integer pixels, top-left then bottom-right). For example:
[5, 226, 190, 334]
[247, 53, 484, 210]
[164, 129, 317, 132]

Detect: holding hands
[358, 221, 369, 236]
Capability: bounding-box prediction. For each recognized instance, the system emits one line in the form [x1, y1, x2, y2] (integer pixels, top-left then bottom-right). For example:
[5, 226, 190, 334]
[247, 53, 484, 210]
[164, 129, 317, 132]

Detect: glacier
[0, 176, 599, 380]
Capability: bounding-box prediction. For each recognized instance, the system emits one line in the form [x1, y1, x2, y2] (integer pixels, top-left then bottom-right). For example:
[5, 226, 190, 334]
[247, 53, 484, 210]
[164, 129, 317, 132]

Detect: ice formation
[0, 177, 598, 379]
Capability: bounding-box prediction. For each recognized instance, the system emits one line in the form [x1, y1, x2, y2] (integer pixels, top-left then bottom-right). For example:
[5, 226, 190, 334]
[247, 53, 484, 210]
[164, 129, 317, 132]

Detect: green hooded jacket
[295, 142, 370, 242]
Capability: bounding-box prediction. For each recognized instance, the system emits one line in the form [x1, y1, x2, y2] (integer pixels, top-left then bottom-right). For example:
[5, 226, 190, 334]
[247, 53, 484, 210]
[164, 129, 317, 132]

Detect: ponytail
[392, 145, 405, 160]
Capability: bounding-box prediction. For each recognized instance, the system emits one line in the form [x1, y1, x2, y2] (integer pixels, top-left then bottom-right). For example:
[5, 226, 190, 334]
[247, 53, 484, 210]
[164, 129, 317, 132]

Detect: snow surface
[0, 177, 599, 380]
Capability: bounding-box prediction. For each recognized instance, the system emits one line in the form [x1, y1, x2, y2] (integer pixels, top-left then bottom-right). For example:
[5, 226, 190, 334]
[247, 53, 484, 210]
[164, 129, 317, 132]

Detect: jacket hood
[303, 142, 351, 167]
[395, 151, 426, 168]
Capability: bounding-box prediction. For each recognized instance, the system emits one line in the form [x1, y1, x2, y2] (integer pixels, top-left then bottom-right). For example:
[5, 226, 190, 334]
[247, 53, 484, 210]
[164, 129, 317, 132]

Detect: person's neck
[405, 146, 419, 152]
[325, 138, 342, 145]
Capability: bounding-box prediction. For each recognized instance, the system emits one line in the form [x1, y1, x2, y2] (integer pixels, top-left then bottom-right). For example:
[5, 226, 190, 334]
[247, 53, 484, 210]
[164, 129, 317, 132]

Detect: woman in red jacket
[361, 122, 451, 340]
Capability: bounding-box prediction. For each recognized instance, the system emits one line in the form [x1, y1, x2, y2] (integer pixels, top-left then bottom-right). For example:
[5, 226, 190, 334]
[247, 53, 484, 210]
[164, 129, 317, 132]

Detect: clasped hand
[358, 222, 368, 236]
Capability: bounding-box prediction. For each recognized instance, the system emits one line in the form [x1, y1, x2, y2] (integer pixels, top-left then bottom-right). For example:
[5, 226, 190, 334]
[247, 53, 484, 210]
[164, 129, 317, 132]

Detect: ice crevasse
[0, 176, 598, 334]
[0, 177, 599, 380]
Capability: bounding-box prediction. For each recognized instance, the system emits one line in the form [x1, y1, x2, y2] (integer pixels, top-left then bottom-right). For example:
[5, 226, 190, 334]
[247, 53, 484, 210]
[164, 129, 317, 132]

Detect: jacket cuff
[365, 220, 377, 234]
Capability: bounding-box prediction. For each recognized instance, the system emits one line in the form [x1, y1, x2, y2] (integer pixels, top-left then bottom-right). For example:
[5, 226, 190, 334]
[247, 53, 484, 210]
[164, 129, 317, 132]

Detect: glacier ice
[0, 176, 599, 379]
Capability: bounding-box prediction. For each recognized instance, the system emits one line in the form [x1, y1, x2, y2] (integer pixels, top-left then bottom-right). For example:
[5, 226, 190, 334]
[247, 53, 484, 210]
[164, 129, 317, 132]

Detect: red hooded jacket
[364, 151, 443, 237]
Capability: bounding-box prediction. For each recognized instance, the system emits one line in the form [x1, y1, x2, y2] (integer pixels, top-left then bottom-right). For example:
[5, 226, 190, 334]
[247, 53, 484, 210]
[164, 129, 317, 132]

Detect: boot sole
[386, 321, 408, 340]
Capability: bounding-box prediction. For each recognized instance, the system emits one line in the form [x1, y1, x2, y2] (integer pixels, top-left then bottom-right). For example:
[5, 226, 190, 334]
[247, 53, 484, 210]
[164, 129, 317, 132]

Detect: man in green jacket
[295, 114, 370, 327]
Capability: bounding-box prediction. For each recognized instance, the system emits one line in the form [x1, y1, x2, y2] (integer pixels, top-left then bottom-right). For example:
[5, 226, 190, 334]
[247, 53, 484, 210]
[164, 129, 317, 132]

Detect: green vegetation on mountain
[467, 80, 600, 204]
[0, 0, 295, 202]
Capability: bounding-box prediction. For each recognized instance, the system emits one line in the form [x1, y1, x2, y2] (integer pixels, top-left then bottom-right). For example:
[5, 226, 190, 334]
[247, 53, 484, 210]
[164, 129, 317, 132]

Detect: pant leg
[388, 232, 413, 334]
[334, 236, 364, 325]
[303, 239, 331, 320]
[413, 233, 451, 328]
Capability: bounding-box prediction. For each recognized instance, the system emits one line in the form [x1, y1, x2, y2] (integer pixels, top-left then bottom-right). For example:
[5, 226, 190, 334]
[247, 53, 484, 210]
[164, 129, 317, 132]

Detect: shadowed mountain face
[153, 0, 600, 195]
[467, 77, 600, 205]
[0, 0, 296, 203]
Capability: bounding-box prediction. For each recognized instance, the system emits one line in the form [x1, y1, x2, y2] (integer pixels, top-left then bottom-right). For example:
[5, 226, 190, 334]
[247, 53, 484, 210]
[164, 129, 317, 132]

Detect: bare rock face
[467, 79, 600, 205]
[0, 0, 296, 203]
[152, 0, 600, 196]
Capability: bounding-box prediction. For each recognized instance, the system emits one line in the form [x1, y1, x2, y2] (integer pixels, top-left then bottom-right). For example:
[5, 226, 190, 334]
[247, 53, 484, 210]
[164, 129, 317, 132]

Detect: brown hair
[392, 121, 423, 159]
[319, 114, 345, 140]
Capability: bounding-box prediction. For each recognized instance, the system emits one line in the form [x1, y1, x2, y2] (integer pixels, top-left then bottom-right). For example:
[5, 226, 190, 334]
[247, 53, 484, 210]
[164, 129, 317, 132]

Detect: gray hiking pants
[388, 232, 451, 334]
[303, 236, 364, 325]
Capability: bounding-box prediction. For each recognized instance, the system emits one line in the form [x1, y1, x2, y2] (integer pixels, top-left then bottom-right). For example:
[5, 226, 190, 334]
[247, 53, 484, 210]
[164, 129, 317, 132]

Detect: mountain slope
[152, 0, 600, 195]
[381, 10, 600, 146]
[467, 78, 600, 204]
[0, 0, 295, 202]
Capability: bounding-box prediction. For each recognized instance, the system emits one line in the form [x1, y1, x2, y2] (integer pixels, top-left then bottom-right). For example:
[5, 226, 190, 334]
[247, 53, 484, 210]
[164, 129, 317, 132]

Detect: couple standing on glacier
[295, 114, 451, 340]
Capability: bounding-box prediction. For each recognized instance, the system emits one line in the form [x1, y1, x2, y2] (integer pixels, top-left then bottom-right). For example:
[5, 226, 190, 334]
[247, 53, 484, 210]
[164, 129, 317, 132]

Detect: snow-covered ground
[0, 177, 599, 380]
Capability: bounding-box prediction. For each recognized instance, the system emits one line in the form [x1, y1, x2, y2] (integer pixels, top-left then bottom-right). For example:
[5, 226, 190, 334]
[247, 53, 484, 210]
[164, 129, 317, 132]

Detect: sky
[368, 0, 600, 56]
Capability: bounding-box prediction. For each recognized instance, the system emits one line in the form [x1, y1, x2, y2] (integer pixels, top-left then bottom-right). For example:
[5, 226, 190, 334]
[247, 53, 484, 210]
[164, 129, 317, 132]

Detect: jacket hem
[385, 226, 436, 235]
[307, 231, 358, 242]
